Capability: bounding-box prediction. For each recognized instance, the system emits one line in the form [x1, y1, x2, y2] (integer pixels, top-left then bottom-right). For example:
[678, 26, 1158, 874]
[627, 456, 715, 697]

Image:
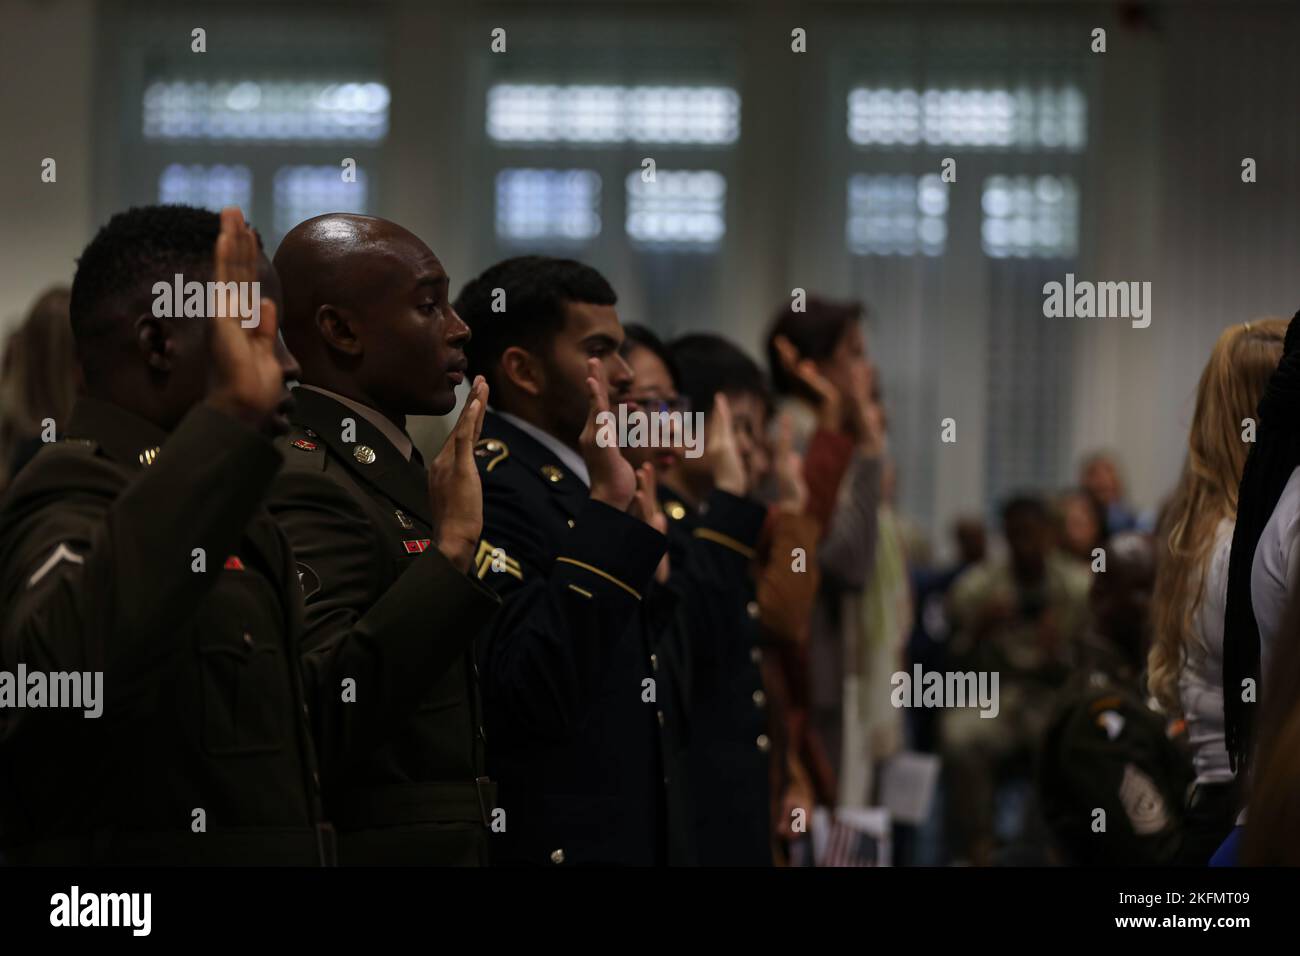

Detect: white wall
[1068, 4, 1300, 520]
[0, 0, 96, 332]
[3, 0, 1297, 538]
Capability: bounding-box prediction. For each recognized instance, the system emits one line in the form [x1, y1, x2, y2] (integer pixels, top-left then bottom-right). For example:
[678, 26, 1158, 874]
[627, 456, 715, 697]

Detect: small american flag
[813, 807, 891, 867]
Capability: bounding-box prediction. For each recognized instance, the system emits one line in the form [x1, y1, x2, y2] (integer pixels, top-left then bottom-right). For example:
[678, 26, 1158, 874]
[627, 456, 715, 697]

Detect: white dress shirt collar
[494, 409, 590, 488]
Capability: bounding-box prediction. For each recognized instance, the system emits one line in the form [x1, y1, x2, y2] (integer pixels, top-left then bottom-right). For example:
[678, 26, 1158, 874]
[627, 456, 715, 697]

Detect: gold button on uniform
[657, 710, 665, 728]
[750, 647, 763, 664]
[756, 734, 771, 753]
[353, 445, 377, 465]
[746, 601, 759, 620]
[650, 654, 658, 672]
[474, 438, 509, 472]
[550, 849, 565, 864]
[752, 689, 767, 708]
[540, 464, 564, 483]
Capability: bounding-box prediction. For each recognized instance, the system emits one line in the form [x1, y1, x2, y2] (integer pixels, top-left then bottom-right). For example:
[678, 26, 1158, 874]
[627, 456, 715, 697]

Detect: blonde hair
[1148, 319, 1287, 712]
[0, 287, 77, 491]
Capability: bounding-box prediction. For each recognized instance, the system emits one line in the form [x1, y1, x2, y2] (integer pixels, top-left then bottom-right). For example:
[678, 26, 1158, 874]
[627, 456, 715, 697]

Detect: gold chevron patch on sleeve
[475, 539, 523, 581]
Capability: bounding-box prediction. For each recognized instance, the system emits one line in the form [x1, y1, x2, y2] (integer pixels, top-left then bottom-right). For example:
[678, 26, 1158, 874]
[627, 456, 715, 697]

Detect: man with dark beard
[454, 256, 670, 865]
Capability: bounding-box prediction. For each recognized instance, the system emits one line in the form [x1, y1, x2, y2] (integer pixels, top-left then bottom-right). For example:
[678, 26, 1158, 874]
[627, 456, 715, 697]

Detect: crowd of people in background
[2, 204, 1300, 866]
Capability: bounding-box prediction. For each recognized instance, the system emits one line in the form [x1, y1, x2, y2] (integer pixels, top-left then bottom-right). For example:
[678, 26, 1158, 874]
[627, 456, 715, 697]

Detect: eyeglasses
[624, 396, 692, 416]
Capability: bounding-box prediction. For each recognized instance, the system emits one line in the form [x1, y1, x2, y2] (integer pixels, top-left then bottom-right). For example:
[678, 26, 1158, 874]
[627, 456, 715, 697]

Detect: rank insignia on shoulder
[474, 438, 508, 472]
[224, 556, 245, 571]
[27, 543, 84, 588]
[540, 464, 564, 484]
[291, 439, 318, 452]
[296, 561, 320, 599]
[665, 500, 688, 521]
[394, 509, 414, 530]
[475, 539, 522, 581]
[403, 538, 433, 554]
[354, 445, 377, 465]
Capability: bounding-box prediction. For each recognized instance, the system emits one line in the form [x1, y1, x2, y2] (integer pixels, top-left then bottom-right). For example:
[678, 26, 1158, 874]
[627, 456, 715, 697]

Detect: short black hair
[620, 324, 679, 390]
[669, 333, 768, 417]
[70, 205, 262, 377]
[1001, 493, 1051, 527]
[765, 296, 864, 397]
[454, 256, 617, 398]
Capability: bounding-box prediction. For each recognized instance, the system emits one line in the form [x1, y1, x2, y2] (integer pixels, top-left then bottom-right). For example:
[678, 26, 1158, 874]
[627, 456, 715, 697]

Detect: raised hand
[579, 358, 637, 510]
[773, 333, 842, 432]
[772, 413, 809, 514]
[845, 362, 885, 456]
[429, 376, 488, 573]
[707, 392, 748, 498]
[628, 463, 670, 582]
[205, 207, 286, 429]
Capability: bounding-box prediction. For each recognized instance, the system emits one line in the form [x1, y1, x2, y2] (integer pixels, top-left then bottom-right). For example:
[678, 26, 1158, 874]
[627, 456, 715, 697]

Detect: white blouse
[1179, 518, 1235, 786]
[1251, 465, 1300, 684]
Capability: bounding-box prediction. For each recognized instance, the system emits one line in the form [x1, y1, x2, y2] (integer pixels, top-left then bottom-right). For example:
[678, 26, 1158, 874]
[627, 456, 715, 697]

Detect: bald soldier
[268, 214, 500, 865]
[0, 205, 497, 864]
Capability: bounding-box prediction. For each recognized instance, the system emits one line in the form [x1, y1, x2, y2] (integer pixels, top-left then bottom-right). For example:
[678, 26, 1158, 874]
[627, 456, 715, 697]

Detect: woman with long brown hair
[1148, 318, 1286, 864]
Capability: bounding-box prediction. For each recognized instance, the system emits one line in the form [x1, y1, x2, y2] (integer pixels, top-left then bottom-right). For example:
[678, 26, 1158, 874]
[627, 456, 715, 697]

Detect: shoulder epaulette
[474, 437, 509, 472]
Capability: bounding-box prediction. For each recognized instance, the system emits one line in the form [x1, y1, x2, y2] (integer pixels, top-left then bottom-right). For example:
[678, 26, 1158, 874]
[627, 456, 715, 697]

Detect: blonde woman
[1148, 318, 1286, 864]
[0, 287, 77, 492]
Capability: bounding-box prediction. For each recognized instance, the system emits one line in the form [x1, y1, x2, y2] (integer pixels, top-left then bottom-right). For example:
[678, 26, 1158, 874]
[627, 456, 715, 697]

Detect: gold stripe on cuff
[692, 527, 757, 560]
[555, 556, 641, 600]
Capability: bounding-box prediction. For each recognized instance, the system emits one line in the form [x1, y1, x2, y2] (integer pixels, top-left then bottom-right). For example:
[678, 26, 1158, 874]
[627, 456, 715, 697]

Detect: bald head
[272, 214, 471, 419]
[275, 214, 417, 349]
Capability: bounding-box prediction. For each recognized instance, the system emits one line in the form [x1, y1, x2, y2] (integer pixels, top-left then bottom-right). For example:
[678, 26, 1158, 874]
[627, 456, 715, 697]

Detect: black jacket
[472, 412, 669, 865]
[267, 387, 500, 864]
[0, 398, 494, 864]
[656, 484, 772, 865]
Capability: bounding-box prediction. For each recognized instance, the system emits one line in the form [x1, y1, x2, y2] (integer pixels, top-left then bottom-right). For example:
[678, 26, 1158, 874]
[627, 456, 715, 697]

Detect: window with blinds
[111, 11, 387, 251]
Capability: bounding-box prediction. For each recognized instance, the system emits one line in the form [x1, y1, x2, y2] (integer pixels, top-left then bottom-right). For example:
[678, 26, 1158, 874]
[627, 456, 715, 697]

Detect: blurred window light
[626, 170, 726, 249]
[847, 86, 1085, 150]
[158, 163, 253, 212]
[273, 165, 369, 236]
[495, 168, 602, 241]
[980, 174, 1079, 258]
[846, 173, 948, 256]
[488, 84, 739, 145]
[143, 80, 390, 142]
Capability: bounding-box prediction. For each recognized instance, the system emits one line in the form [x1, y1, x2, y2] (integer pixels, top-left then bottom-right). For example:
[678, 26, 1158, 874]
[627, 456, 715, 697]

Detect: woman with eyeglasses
[617, 325, 821, 865]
